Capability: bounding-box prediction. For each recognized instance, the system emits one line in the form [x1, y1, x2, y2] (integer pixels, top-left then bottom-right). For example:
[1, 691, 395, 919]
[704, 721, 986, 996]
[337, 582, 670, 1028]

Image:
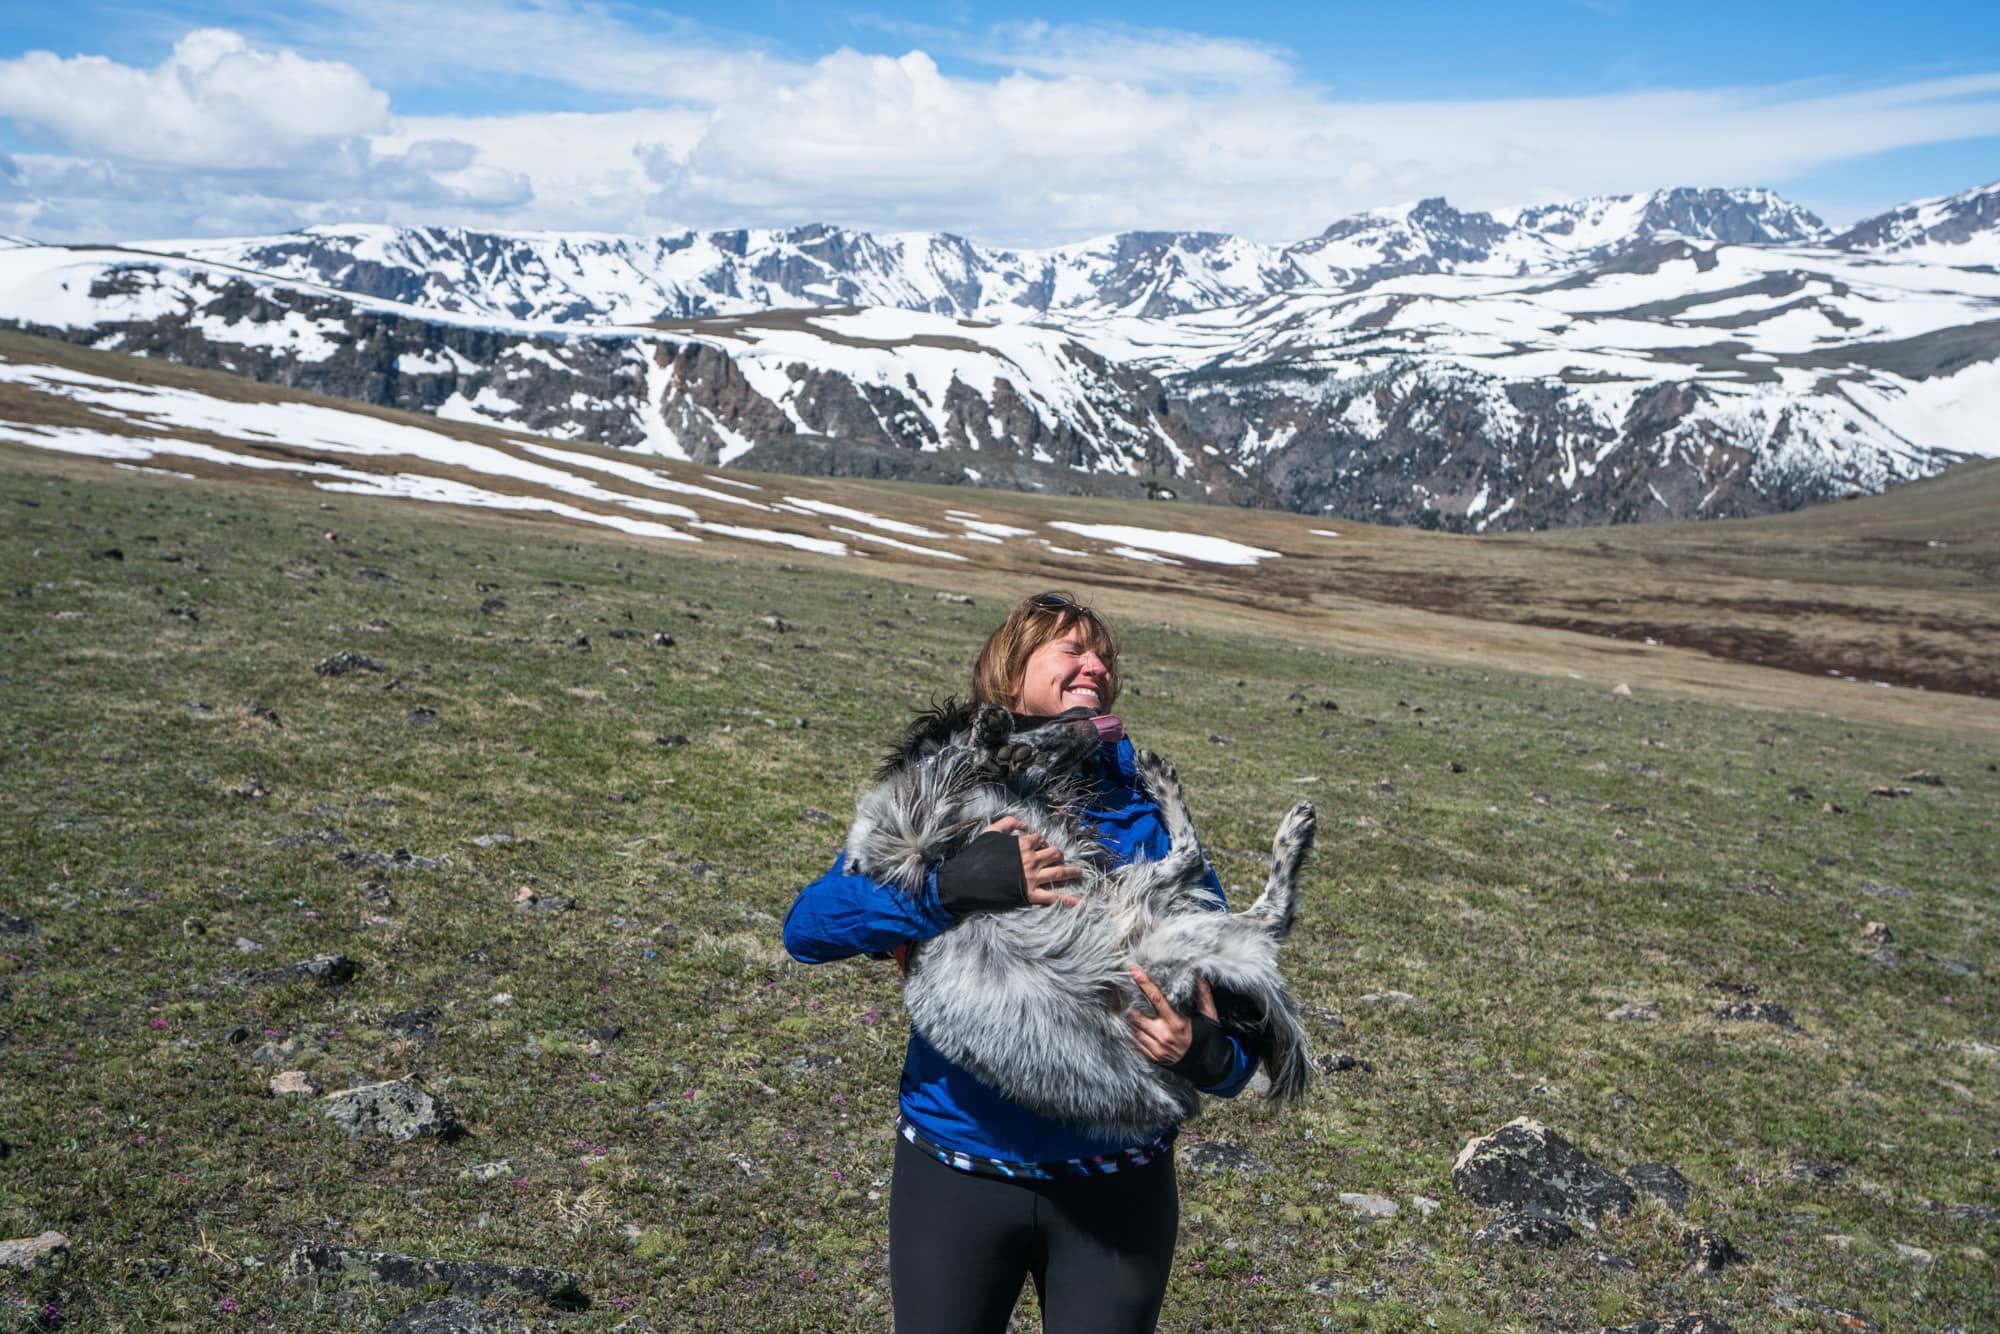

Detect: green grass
[1, 463, 1995, 1331]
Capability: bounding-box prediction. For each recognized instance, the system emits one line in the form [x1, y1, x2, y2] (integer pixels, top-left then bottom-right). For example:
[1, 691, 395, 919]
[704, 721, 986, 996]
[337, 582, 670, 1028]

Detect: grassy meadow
[1, 460, 1996, 1331]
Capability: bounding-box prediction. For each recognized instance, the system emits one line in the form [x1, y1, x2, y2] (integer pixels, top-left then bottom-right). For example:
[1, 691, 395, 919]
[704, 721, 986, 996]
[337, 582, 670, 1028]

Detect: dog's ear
[877, 696, 975, 778]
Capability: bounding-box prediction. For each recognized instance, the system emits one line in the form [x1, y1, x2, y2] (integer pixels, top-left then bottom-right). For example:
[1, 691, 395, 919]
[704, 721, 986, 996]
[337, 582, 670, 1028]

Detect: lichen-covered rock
[1472, 1212, 1577, 1247]
[320, 1077, 460, 1142]
[269, 1070, 319, 1096]
[1598, 1318, 1732, 1334]
[0, 1231, 69, 1270]
[241, 953, 357, 988]
[1682, 1227, 1747, 1273]
[1452, 1118, 1636, 1225]
[1712, 1001, 1802, 1032]
[1625, 1161, 1693, 1212]
[285, 1244, 583, 1307]
[383, 1298, 528, 1333]
[315, 650, 385, 676]
[1182, 1140, 1265, 1176]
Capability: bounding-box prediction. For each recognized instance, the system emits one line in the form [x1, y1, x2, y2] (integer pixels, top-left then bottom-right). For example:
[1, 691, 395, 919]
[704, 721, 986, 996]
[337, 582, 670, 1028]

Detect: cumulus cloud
[0, 29, 390, 169]
[5, 10, 2000, 245]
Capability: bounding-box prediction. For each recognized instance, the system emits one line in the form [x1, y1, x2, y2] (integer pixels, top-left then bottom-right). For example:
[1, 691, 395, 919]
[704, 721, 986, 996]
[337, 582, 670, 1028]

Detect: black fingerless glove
[1168, 1012, 1238, 1088]
[934, 830, 1029, 915]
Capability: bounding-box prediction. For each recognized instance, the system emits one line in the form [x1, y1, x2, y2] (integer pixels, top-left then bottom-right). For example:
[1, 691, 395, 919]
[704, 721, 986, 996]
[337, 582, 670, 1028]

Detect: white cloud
[4, 12, 2000, 245]
[0, 29, 390, 169]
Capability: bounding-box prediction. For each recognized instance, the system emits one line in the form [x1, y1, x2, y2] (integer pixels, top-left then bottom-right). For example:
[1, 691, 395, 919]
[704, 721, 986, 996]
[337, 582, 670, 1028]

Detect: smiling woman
[783, 590, 1258, 1334]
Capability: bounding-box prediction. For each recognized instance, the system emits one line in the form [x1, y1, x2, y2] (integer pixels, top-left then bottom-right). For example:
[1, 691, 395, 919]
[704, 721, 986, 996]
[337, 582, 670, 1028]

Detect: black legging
[888, 1134, 1180, 1333]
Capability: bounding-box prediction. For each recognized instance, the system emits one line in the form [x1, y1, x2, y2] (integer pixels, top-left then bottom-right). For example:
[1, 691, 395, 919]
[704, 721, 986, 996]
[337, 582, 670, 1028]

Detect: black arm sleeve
[1168, 1012, 1238, 1088]
[934, 829, 1029, 915]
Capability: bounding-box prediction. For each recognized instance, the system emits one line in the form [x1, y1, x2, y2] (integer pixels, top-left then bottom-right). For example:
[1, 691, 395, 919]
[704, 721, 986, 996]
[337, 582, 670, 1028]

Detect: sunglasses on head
[1030, 592, 1081, 612]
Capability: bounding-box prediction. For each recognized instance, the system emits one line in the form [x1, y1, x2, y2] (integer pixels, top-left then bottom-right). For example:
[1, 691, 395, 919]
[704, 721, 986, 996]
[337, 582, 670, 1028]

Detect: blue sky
[2, 0, 1996, 242]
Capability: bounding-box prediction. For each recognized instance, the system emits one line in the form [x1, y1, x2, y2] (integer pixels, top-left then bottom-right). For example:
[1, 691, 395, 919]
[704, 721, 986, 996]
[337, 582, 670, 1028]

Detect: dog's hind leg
[1239, 801, 1315, 940]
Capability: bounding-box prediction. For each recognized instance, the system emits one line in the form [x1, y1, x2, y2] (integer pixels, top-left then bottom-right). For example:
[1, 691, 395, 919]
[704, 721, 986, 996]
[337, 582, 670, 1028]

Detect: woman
[782, 591, 1257, 1333]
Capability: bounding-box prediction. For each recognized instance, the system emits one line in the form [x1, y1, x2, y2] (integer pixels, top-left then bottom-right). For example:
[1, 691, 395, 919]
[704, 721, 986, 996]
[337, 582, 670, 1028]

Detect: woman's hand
[1127, 968, 1216, 1065]
[980, 816, 1082, 907]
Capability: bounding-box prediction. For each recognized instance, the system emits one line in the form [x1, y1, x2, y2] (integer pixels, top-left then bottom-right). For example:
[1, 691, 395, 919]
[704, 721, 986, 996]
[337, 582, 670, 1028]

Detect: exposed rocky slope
[4, 181, 1996, 530]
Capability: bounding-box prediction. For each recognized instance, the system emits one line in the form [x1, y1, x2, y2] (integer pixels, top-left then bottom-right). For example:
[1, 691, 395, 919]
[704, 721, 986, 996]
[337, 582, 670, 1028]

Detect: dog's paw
[1273, 801, 1316, 866]
[996, 740, 1036, 774]
[971, 703, 1012, 752]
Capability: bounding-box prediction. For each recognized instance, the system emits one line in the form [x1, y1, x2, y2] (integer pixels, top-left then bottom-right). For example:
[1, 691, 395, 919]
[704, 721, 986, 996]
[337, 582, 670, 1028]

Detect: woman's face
[1013, 626, 1111, 716]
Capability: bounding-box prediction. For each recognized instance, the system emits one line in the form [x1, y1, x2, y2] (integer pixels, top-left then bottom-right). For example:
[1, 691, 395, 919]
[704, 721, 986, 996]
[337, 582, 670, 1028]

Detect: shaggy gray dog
[845, 700, 1316, 1139]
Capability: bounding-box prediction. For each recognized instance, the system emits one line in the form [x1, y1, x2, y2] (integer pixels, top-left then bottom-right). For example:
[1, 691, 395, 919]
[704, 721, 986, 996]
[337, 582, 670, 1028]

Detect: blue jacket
[782, 735, 1257, 1162]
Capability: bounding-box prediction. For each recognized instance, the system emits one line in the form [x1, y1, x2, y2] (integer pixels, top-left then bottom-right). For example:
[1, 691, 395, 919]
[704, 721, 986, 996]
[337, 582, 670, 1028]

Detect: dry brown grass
[4, 327, 1995, 738]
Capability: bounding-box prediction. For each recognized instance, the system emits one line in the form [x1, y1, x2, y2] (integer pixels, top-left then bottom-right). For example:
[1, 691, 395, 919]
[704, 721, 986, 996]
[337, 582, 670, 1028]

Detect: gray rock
[1788, 1158, 1845, 1183]
[0, 912, 40, 936]
[1901, 771, 1945, 786]
[1681, 1226, 1746, 1273]
[1588, 1249, 1636, 1273]
[1625, 1161, 1693, 1212]
[1472, 1212, 1577, 1247]
[285, 1244, 582, 1307]
[1890, 1241, 1933, 1265]
[240, 953, 357, 988]
[335, 847, 443, 873]
[471, 833, 514, 848]
[1712, 1001, 1802, 1032]
[1598, 1318, 1732, 1334]
[315, 650, 385, 676]
[1861, 879, 1912, 898]
[0, 1231, 69, 1270]
[320, 1078, 461, 1142]
[383, 1007, 439, 1040]
[385, 1297, 527, 1332]
[1946, 1202, 2000, 1222]
[277, 826, 347, 848]
[1339, 1192, 1399, 1219]
[1609, 1001, 1659, 1022]
[1925, 953, 1980, 976]
[270, 1070, 319, 1096]
[1452, 1117, 1636, 1224]
[1182, 1140, 1265, 1176]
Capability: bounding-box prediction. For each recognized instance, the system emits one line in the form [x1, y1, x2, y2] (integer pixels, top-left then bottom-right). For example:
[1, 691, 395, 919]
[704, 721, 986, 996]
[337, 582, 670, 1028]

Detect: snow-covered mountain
[1833, 180, 2000, 269]
[148, 187, 1830, 327]
[0, 243, 1253, 502]
[3, 179, 1996, 532]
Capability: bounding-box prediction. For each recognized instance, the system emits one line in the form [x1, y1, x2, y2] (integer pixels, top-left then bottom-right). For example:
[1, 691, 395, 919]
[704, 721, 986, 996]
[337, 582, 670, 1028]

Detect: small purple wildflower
[151, 1017, 170, 1029]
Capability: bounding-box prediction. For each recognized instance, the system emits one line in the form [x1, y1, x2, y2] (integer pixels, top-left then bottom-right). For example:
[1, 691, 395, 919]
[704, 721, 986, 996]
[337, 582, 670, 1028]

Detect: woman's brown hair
[968, 591, 1121, 712]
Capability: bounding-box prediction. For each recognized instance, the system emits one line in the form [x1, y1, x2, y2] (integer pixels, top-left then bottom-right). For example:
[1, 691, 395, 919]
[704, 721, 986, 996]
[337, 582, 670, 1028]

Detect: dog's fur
[844, 699, 1316, 1139]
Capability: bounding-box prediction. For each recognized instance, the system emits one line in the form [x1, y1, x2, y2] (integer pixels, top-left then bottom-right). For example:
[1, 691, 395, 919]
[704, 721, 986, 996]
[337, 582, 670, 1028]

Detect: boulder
[1681, 1227, 1746, 1274]
[320, 1078, 461, 1142]
[1452, 1118, 1636, 1225]
[1625, 1162, 1693, 1212]
[1712, 1001, 1802, 1032]
[315, 650, 385, 676]
[1338, 1192, 1399, 1220]
[285, 1244, 583, 1308]
[0, 1231, 69, 1270]
[241, 953, 357, 988]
